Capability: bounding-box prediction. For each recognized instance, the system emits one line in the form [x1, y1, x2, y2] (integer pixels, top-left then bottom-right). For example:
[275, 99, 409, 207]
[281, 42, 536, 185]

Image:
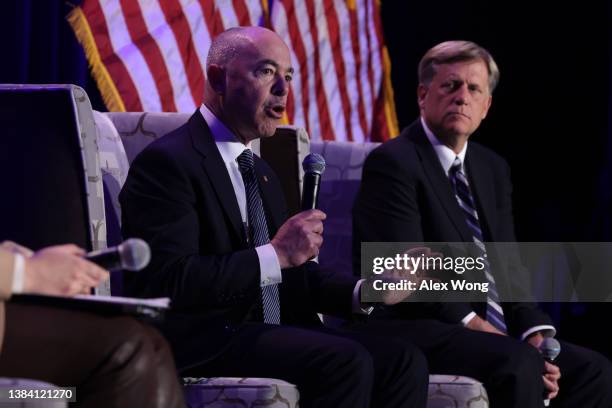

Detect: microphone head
[118, 238, 151, 271]
[539, 337, 561, 361]
[302, 153, 326, 175]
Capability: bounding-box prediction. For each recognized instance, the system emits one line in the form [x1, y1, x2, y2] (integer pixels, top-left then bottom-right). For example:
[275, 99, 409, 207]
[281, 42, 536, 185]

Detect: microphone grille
[539, 337, 561, 361]
[302, 153, 326, 175]
[119, 238, 151, 271]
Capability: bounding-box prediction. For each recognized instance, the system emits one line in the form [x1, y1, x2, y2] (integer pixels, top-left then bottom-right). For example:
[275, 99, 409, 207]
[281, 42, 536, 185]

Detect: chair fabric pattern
[182, 377, 299, 408]
[427, 375, 489, 408]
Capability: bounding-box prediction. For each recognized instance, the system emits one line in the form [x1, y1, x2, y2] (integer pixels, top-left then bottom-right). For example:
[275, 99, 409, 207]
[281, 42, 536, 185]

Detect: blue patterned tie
[237, 149, 281, 325]
[449, 157, 507, 333]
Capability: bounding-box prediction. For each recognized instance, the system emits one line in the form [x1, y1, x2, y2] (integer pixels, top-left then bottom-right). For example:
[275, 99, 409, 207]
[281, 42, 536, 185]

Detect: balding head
[203, 27, 293, 143]
[206, 27, 286, 71]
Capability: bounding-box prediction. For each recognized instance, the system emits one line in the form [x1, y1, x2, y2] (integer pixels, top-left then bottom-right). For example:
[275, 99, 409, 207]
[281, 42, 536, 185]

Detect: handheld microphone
[301, 153, 326, 210]
[85, 238, 151, 271]
[539, 337, 561, 407]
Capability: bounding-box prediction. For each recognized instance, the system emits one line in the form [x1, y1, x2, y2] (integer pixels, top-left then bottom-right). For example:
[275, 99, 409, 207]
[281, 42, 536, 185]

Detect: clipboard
[9, 294, 170, 322]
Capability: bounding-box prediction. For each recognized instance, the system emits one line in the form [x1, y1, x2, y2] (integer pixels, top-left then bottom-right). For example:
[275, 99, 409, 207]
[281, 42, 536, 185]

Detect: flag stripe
[217, 0, 240, 28]
[119, 0, 177, 111]
[231, 0, 251, 25]
[83, 0, 143, 111]
[287, 0, 322, 140]
[244, 0, 264, 26]
[270, 3, 302, 128]
[276, 0, 312, 134]
[333, 0, 364, 142]
[178, 0, 212, 80]
[198, 0, 225, 37]
[73, 0, 398, 140]
[347, 5, 370, 137]
[159, 0, 205, 107]
[361, 0, 376, 127]
[100, 0, 162, 111]
[367, 0, 383, 100]
[323, 0, 354, 141]
[312, 0, 347, 141]
[304, 0, 335, 140]
[136, 0, 196, 111]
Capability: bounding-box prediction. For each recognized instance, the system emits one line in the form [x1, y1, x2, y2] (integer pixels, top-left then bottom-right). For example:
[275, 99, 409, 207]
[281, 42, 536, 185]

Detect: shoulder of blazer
[365, 120, 422, 170]
[466, 140, 509, 171]
[129, 110, 215, 174]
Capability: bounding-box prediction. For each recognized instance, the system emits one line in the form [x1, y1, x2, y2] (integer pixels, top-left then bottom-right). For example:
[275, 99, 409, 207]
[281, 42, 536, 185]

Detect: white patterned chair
[96, 111, 489, 408]
[0, 84, 107, 408]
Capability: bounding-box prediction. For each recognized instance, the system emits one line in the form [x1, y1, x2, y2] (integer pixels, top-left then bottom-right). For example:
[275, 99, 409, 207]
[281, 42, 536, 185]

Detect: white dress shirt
[420, 117, 556, 340]
[200, 104, 282, 287]
[199, 104, 369, 313]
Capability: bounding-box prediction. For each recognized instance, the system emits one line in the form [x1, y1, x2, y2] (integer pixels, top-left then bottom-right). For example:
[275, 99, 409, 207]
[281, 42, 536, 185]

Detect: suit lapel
[409, 122, 474, 241]
[465, 149, 496, 241]
[188, 111, 245, 243]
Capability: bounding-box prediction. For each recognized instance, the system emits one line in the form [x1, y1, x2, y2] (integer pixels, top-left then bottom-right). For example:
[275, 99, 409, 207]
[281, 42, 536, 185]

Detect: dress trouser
[347, 318, 612, 408]
[0, 303, 185, 408]
[182, 322, 430, 408]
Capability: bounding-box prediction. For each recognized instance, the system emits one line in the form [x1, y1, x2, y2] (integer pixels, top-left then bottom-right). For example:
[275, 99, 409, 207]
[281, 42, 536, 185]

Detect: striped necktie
[237, 149, 281, 325]
[449, 156, 507, 333]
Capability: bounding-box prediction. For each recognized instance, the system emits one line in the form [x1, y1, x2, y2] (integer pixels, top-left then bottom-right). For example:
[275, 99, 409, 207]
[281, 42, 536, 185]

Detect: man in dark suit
[120, 26, 428, 408]
[353, 41, 612, 407]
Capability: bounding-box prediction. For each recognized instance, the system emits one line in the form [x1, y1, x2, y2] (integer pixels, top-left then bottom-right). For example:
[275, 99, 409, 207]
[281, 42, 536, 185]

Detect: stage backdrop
[68, 0, 398, 142]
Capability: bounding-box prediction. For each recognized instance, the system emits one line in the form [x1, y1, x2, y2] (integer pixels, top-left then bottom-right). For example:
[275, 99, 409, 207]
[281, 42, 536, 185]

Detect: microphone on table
[539, 337, 561, 407]
[85, 238, 151, 272]
[301, 153, 326, 210]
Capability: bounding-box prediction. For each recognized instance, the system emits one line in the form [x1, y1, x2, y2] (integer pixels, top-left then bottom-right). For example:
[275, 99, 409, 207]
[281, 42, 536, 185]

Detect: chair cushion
[427, 375, 489, 408]
[182, 377, 299, 408]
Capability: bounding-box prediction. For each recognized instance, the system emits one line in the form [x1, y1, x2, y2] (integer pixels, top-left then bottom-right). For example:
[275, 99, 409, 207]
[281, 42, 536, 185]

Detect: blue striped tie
[237, 149, 281, 325]
[449, 157, 507, 333]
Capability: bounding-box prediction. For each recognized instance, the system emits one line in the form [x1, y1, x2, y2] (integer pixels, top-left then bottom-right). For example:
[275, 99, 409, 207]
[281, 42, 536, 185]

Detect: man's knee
[386, 338, 429, 383]
[499, 341, 544, 382]
[317, 339, 375, 389]
[579, 349, 612, 391]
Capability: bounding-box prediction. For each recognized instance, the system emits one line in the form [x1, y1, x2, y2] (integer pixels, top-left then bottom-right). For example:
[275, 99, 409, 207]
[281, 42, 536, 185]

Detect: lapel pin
[262, 175, 269, 183]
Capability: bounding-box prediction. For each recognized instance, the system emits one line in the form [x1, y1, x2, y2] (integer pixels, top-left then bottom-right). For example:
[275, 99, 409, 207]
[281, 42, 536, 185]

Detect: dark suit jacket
[353, 119, 552, 338]
[119, 110, 357, 369]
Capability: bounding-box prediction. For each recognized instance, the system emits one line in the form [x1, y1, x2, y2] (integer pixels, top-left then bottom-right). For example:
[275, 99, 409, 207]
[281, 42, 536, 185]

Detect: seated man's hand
[465, 314, 506, 336]
[526, 332, 561, 401]
[542, 361, 561, 401]
[271, 209, 326, 269]
[375, 247, 438, 305]
[23, 244, 110, 296]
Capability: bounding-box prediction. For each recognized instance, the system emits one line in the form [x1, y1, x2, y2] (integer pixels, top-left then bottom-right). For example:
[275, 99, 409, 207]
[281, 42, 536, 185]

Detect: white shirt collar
[200, 103, 252, 164]
[420, 116, 468, 175]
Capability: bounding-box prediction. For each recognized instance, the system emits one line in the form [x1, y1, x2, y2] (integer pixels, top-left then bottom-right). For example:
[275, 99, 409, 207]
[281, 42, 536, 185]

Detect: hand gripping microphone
[301, 153, 326, 210]
[539, 337, 561, 407]
[85, 238, 151, 272]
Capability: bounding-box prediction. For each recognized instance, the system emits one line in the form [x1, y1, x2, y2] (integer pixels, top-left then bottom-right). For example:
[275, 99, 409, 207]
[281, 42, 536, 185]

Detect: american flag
[68, 0, 398, 141]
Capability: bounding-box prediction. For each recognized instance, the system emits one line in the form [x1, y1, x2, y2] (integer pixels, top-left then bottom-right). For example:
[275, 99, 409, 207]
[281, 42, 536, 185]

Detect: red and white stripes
[69, 0, 397, 141]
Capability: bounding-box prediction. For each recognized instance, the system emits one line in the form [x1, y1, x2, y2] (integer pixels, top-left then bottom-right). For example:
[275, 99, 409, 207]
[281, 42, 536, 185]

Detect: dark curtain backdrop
[1, 0, 611, 356]
[0, 1, 105, 111]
